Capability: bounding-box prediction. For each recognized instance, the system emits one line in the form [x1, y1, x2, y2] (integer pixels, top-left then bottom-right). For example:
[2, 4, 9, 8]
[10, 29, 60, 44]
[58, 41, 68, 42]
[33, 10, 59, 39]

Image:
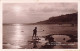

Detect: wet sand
[3, 34, 77, 49]
[3, 24, 78, 49]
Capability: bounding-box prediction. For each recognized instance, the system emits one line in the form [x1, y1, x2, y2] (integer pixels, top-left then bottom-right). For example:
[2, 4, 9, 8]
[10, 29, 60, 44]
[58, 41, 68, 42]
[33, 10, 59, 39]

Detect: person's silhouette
[33, 27, 37, 37]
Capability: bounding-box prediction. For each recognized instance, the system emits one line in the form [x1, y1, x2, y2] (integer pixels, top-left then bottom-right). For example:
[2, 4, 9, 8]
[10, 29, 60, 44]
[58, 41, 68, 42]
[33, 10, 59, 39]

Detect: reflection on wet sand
[27, 34, 77, 49]
[3, 24, 77, 49]
[3, 34, 77, 49]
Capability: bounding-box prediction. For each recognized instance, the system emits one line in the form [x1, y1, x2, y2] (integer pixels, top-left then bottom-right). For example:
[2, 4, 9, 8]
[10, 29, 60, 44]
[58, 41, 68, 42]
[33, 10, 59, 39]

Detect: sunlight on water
[3, 24, 77, 49]
[11, 24, 25, 46]
[14, 24, 22, 39]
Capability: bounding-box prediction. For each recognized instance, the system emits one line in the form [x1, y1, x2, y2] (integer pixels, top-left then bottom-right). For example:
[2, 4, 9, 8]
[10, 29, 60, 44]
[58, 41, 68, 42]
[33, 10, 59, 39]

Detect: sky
[3, 3, 78, 23]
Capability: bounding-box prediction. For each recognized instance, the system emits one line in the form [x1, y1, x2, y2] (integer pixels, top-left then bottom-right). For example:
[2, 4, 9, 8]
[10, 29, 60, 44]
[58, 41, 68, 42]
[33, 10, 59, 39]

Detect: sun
[13, 5, 22, 13]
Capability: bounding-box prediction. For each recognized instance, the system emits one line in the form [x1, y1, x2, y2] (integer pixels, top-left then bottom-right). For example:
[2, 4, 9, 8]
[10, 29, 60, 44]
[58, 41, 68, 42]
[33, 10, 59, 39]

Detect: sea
[3, 24, 77, 49]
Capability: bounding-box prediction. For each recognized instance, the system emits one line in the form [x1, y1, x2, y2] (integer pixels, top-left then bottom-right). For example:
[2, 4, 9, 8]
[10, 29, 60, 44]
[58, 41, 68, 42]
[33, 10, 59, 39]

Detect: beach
[3, 24, 77, 49]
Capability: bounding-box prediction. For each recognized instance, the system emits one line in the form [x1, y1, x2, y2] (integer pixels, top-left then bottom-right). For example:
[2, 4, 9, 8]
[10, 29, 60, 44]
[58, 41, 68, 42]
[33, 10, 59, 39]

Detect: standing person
[33, 27, 37, 37]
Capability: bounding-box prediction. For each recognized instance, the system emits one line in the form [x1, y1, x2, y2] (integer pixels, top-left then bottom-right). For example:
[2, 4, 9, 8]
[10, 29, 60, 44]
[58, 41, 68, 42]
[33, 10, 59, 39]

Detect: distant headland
[36, 12, 78, 24]
[3, 12, 78, 25]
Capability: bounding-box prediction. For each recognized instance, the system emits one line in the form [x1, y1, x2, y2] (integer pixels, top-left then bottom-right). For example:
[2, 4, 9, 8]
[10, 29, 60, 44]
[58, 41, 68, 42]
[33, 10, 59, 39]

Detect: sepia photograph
[3, 3, 78, 49]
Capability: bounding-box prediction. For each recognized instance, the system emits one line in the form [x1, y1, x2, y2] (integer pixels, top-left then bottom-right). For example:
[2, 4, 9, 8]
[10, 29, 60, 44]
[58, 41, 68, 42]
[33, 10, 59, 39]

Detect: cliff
[37, 13, 78, 24]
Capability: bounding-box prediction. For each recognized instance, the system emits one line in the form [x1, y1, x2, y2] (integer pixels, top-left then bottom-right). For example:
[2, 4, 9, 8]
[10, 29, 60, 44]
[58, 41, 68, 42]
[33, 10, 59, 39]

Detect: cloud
[3, 3, 78, 23]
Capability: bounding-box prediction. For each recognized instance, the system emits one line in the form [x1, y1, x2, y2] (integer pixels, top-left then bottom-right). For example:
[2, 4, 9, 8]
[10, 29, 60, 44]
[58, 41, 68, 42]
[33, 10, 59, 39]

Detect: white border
[1, 0, 79, 3]
[0, 0, 80, 51]
[78, 0, 80, 49]
[0, 0, 2, 50]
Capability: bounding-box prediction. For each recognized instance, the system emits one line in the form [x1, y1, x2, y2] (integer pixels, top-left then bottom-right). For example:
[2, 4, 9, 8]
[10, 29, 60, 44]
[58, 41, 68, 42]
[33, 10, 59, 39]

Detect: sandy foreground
[3, 34, 78, 49]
